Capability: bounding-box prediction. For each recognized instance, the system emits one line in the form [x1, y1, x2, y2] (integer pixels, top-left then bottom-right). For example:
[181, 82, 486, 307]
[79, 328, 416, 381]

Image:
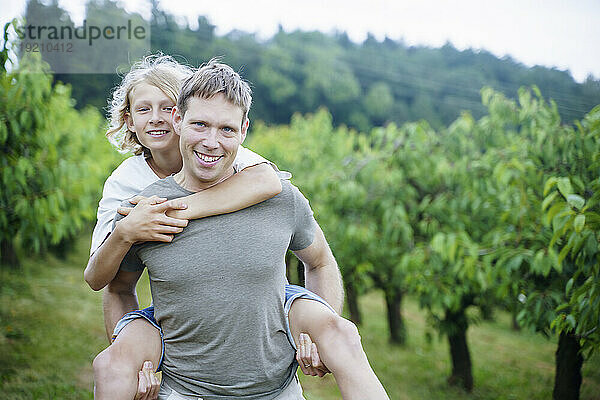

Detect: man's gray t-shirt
[116, 176, 316, 399]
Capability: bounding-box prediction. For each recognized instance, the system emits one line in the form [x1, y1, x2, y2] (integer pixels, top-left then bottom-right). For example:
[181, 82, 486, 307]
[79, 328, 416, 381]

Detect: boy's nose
[149, 109, 163, 123]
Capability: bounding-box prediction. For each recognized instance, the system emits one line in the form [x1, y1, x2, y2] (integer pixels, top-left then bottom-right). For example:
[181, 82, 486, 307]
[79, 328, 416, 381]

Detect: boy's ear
[172, 107, 182, 135]
[125, 112, 134, 132]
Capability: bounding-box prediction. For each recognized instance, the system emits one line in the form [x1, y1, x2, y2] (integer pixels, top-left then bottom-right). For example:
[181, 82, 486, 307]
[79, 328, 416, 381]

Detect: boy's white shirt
[89, 146, 279, 255]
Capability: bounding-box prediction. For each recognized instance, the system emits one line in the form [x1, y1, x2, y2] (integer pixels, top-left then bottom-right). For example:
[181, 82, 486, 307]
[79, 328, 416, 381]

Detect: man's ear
[240, 118, 249, 144]
[172, 107, 182, 136]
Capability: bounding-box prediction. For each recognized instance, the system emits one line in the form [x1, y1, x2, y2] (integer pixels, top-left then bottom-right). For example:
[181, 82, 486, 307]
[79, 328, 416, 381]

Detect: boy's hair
[177, 57, 252, 123]
[106, 54, 193, 156]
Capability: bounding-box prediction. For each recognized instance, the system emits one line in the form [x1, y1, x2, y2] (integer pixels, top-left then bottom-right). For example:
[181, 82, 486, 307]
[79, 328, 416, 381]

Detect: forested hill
[26, 0, 600, 131]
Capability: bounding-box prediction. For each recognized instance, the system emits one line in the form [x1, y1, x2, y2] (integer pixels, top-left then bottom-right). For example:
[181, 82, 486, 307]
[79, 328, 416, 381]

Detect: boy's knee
[336, 318, 362, 348]
[93, 348, 112, 380]
[93, 344, 136, 381]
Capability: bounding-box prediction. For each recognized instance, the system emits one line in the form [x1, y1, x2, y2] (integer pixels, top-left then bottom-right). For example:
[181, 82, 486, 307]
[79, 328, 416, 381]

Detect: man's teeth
[147, 130, 168, 136]
[195, 152, 220, 163]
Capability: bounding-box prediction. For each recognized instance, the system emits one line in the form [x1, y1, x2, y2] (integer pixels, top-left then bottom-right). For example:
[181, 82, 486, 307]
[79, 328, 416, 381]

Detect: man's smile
[194, 151, 223, 165]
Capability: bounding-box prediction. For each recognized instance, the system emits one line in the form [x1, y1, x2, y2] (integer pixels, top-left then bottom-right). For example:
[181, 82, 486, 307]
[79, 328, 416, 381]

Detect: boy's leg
[93, 318, 162, 400]
[288, 298, 389, 400]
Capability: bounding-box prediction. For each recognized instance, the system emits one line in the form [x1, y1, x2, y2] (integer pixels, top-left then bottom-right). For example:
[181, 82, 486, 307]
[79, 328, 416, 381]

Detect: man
[107, 59, 388, 399]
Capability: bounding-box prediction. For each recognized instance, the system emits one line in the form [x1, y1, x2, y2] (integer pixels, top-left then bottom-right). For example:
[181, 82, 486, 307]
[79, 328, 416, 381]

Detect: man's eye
[137, 107, 149, 112]
[222, 127, 234, 133]
[163, 106, 173, 112]
[194, 122, 206, 127]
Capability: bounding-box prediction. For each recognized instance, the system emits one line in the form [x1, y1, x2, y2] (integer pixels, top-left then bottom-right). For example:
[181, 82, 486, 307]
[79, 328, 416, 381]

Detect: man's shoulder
[279, 179, 296, 192]
[279, 180, 306, 199]
[271, 180, 311, 211]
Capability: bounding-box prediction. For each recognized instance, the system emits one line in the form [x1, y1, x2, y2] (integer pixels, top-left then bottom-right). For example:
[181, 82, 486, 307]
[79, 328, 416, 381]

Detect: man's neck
[173, 168, 235, 192]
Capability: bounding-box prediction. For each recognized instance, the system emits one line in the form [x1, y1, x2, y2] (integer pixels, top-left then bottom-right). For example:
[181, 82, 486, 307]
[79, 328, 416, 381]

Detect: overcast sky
[1, 0, 599, 82]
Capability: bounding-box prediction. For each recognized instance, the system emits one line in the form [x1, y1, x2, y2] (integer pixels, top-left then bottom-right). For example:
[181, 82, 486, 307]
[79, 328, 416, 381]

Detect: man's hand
[115, 195, 189, 244]
[296, 333, 330, 377]
[134, 361, 160, 400]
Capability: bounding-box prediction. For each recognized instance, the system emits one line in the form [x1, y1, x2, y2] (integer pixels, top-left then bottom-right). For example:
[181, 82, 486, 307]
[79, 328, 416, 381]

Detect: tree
[542, 107, 600, 400]
[363, 82, 394, 125]
[401, 115, 497, 391]
[357, 123, 423, 345]
[248, 109, 378, 324]
[481, 86, 600, 399]
[0, 49, 122, 267]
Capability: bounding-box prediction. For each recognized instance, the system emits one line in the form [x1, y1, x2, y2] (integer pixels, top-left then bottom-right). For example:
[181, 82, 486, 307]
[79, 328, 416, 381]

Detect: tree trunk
[445, 309, 473, 392]
[479, 302, 494, 321]
[511, 311, 521, 331]
[344, 280, 362, 325]
[49, 236, 75, 259]
[553, 331, 583, 400]
[385, 289, 406, 345]
[0, 238, 19, 269]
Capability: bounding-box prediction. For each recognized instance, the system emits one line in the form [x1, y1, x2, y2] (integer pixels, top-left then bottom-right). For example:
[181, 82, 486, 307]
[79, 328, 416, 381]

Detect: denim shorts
[112, 284, 336, 370]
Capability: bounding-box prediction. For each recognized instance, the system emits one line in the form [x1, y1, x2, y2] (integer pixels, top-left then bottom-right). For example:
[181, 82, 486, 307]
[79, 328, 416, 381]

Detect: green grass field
[1, 234, 599, 399]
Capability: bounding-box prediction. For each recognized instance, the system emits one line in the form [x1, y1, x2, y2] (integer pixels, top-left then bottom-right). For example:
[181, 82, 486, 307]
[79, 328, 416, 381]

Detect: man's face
[173, 93, 248, 191]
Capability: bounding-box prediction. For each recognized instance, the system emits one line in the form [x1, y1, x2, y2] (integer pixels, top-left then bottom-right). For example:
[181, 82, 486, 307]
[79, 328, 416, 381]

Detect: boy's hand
[115, 195, 189, 244]
[296, 333, 330, 377]
[135, 361, 160, 400]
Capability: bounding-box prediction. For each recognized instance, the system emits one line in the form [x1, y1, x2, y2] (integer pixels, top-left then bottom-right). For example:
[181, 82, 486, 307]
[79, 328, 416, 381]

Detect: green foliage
[249, 85, 600, 387]
[0, 53, 122, 265]
[475, 87, 600, 359]
[542, 106, 600, 353]
[476, 87, 563, 336]
[21, 1, 600, 131]
[249, 110, 376, 295]
[364, 82, 394, 123]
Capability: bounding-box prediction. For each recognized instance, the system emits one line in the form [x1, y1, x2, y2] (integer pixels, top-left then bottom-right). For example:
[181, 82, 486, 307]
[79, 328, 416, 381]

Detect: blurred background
[1, 1, 599, 399]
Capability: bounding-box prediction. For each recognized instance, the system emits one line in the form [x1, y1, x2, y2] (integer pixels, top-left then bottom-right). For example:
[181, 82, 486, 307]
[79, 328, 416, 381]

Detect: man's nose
[201, 128, 219, 149]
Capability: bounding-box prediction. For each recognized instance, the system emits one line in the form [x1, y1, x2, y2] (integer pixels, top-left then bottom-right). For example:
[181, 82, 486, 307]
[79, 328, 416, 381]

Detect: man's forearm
[102, 286, 139, 342]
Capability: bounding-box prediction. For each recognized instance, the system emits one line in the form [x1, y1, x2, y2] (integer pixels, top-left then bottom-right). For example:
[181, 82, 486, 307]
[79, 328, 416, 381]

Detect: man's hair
[106, 53, 192, 156]
[177, 57, 252, 123]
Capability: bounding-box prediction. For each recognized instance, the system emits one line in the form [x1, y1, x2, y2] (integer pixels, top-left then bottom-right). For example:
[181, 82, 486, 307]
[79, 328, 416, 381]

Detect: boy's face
[173, 93, 248, 191]
[126, 82, 179, 153]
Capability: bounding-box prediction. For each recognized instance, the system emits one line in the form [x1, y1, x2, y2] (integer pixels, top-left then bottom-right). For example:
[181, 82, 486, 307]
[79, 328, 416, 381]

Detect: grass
[1, 234, 599, 399]
[0, 237, 103, 399]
